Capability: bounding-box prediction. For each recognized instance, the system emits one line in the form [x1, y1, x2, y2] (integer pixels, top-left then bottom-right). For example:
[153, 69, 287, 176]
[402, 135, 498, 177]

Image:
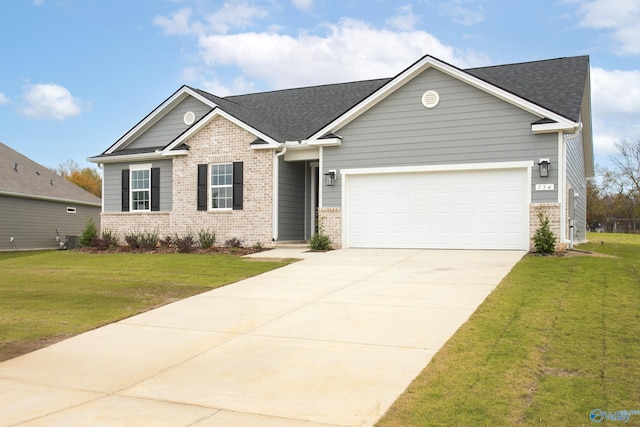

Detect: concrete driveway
[0, 248, 524, 427]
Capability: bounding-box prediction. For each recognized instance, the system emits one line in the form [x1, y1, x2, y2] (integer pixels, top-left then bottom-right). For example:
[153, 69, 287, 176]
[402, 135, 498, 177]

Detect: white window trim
[209, 163, 233, 211]
[130, 163, 152, 212]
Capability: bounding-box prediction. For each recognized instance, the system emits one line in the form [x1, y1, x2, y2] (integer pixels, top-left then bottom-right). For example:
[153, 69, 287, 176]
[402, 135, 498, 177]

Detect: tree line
[588, 139, 640, 233]
[51, 159, 102, 199]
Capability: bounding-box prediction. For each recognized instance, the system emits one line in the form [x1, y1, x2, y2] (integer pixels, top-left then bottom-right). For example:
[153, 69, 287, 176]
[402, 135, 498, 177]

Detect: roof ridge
[465, 55, 589, 72]
[220, 77, 392, 99]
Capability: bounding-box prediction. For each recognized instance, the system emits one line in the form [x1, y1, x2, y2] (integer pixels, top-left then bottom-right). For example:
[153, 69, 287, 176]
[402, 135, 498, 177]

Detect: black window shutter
[121, 169, 130, 212]
[197, 164, 207, 211]
[151, 167, 160, 211]
[233, 161, 243, 210]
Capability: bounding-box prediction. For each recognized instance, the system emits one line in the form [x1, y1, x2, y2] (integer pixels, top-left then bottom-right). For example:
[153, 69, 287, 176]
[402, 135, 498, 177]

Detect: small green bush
[310, 227, 332, 251]
[198, 229, 216, 249]
[124, 233, 140, 249]
[533, 211, 556, 254]
[80, 218, 98, 247]
[252, 242, 264, 251]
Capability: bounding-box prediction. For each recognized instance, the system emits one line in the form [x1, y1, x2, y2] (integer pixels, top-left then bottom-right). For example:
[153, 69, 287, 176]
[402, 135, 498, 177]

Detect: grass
[0, 250, 291, 362]
[377, 233, 640, 427]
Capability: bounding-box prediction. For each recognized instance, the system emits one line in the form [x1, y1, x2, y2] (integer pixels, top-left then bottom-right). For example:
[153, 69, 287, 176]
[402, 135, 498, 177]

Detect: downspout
[272, 145, 287, 242]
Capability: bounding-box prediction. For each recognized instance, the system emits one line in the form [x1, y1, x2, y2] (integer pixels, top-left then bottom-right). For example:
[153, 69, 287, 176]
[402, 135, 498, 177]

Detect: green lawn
[378, 233, 640, 427]
[0, 251, 291, 362]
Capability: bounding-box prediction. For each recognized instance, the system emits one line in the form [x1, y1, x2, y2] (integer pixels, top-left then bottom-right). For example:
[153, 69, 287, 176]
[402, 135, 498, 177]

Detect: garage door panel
[346, 168, 528, 250]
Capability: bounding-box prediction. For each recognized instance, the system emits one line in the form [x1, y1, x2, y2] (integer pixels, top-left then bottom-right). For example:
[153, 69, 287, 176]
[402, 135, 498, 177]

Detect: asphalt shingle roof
[466, 55, 589, 122]
[0, 142, 102, 205]
[101, 55, 589, 156]
[192, 55, 588, 143]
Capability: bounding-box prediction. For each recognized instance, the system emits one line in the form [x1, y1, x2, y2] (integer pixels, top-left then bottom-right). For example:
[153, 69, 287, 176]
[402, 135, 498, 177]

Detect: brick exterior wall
[529, 203, 566, 251]
[318, 207, 342, 249]
[102, 116, 275, 248]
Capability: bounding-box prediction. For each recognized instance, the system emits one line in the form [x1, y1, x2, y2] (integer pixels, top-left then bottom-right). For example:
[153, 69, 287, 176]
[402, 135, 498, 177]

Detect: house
[0, 142, 101, 251]
[89, 54, 593, 251]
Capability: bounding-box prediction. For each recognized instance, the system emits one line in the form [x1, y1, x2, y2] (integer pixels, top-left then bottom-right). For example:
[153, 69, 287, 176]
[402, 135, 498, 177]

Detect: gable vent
[183, 111, 196, 125]
[421, 90, 440, 109]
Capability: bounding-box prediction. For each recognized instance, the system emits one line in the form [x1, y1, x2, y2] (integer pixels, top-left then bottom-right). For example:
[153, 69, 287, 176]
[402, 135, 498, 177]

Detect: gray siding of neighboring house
[126, 96, 212, 150]
[566, 129, 587, 241]
[278, 158, 306, 241]
[103, 160, 173, 212]
[323, 67, 559, 207]
[0, 195, 100, 251]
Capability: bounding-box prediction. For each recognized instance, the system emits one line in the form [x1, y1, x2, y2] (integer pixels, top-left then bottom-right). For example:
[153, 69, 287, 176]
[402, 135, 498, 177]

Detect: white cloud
[0, 92, 9, 105]
[590, 67, 640, 156]
[155, 2, 269, 36]
[292, 0, 313, 12]
[439, 0, 485, 26]
[386, 4, 420, 31]
[193, 18, 487, 90]
[21, 83, 88, 120]
[154, 8, 199, 36]
[571, 0, 640, 55]
[33, 0, 44, 5]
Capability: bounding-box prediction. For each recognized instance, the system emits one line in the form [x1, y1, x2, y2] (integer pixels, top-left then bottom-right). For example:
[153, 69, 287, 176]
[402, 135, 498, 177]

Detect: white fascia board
[105, 86, 218, 155]
[341, 161, 534, 176]
[163, 107, 280, 154]
[532, 121, 579, 134]
[306, 137, 342, 147]
[309, 55, 577, 140]
[88, 152, 164, 164]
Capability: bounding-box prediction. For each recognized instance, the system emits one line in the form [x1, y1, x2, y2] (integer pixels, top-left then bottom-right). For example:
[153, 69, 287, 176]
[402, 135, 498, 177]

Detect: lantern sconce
[538, 159, 550, 178]
[324, 170, 336, 186]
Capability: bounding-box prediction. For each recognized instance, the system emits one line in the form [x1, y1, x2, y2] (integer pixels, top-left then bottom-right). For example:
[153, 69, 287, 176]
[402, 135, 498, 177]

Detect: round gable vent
[421, 90, 440, 109]
[183, 111, 196, 125]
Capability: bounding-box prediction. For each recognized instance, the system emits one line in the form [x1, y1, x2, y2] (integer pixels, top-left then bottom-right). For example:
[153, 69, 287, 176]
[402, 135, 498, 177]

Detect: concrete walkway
[0, 248, 525, 427]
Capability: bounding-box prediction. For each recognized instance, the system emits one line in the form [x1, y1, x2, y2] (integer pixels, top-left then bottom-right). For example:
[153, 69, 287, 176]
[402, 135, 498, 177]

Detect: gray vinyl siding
[0, 195, 100, 251]
[103, 160, 173, 212]
[566, 130, 587, 241]
[323, 67, 559, 207]
[278, 158, 305, 240]
[126, 97, 212, 150]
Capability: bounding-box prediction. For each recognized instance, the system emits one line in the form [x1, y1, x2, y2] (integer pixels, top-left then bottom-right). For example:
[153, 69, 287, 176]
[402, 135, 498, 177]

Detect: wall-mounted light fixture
[538, 159, 550, 178]
[324, 170, 336, 186]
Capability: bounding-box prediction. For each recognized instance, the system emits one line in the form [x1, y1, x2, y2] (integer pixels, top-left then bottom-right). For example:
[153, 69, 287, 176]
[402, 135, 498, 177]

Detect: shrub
[174, 234, 195, 253]
[91, 229, 119, 251]
[123, 231, 158, 250]
[198, 229, 216, 249]
[80, 217, 98, 247]
[533, 210, 556, 254]
[124, 233, 140, 249]
[225, 237, 243, 248]
[252, 242, 264, 251]
[138, 231, 159, 250]
[310, 226, 332, 251]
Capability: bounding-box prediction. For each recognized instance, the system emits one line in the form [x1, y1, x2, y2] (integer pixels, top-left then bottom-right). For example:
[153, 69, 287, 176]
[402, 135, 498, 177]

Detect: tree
[53, 159, 102, 198]
[611, 139, 640, 196]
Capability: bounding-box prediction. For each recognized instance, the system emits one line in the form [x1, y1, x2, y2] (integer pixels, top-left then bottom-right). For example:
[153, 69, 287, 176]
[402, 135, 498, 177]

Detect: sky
[1, 0, 639, 172]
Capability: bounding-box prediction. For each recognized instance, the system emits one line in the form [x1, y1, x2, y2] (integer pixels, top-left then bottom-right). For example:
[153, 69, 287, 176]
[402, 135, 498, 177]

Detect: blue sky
[1, 0, 639, 171]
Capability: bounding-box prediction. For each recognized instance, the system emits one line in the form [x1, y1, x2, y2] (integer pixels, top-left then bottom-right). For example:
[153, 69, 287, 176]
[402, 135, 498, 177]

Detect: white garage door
[346, 168, 529, 250]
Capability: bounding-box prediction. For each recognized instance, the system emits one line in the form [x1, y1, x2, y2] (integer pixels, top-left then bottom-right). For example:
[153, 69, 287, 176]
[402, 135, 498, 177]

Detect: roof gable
[308, 55, 586, 141]
[0, 142, 101, 205]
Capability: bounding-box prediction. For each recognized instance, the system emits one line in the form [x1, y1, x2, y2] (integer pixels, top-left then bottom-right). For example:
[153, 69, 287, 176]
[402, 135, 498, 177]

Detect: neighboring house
[89, 54, 593, 251]
[0, 143, 101, 251]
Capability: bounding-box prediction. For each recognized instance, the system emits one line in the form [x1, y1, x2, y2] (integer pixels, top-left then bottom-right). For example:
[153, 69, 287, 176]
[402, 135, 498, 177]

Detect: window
[210, 163, 233, 209]
[131, 168, 150, 211]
